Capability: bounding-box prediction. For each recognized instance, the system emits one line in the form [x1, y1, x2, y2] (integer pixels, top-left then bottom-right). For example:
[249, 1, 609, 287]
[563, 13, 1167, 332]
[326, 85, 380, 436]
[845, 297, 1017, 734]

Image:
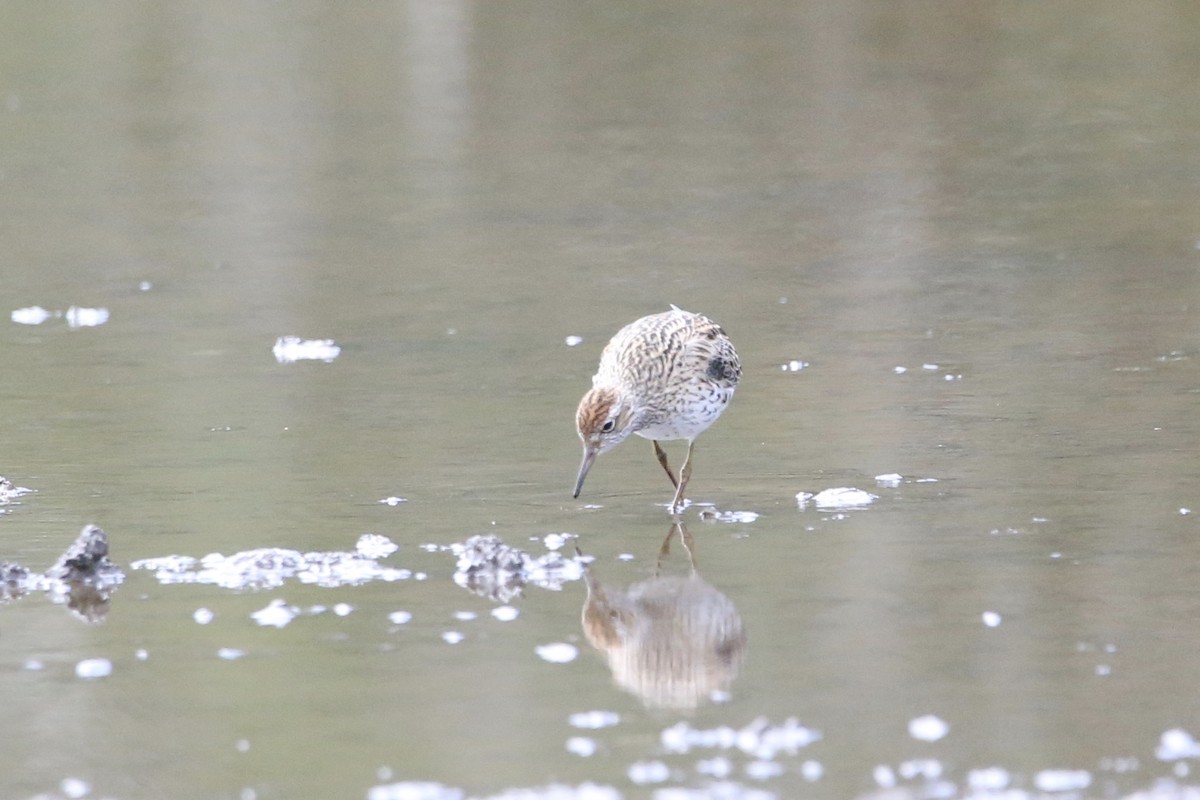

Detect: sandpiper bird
[573, 306, 741, 512]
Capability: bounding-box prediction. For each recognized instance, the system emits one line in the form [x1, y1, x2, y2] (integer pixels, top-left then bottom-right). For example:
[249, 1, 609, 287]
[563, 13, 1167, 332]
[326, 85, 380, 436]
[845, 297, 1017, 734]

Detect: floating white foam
[982, 611, 1002, 627]
[60, 778, 90, 799]
[535, 642, 578, 663]
[1157, 728, 1200, 760]
[366, 782, 464, 800]
[543, 533, 572, 551]
[11, 305, 110, 328]
[380, 496, 408, 506]
[875, 473, 903, 487]
[11, 306, 51, 325]
[797, 487, 879, 510]
[968, 767, 1011, 790]
[745, 760, 784, 779]
[272, 336, 341, 363]
[133, 543, 412, 589]
[356, 533, 399, 559]
[66, 306, 109, 328]
[697, 506, 760, 523]
[627, 760, 670, 784]
[193, 607, 214, 625]
[565, 736, 597, 757]
[1034, 769, 1091, 791]
[218, 648, 246, 660]
[442, 631, 464, 644]
[908, 714, 949, 742]
[781, 360, 809, 372]
[491, 606, 519, 622]
[388, 611, 412, 625]
[251, 598, 297, 628]
[569, 710, 620, 730]
[75, 657, 113, 679]
[660, 717, 822, 759]
[565, 335, 583, 347]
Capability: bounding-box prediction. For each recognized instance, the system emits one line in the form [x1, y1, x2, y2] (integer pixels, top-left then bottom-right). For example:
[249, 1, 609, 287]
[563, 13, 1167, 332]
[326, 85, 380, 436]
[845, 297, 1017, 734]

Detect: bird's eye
[601, 420, 616, 433]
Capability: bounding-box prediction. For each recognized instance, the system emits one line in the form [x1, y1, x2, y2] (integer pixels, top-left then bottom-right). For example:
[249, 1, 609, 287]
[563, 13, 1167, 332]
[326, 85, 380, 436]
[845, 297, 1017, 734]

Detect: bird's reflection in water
[581, 521, 746, 710]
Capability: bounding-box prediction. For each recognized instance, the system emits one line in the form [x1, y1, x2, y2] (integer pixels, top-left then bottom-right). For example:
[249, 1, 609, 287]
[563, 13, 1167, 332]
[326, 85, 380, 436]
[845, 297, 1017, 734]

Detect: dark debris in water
[450, 534, 584, 603]
[0, 524, 124, 622]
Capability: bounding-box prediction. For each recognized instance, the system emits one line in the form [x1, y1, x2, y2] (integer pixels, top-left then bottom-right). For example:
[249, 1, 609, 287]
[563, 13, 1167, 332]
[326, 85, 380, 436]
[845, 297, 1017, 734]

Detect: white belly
[634, 385, 735, 442]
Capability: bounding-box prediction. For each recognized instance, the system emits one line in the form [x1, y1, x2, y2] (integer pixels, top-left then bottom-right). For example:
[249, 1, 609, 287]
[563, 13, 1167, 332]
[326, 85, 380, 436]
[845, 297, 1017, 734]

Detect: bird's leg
[669, 441, 695, 514]
[653, 440, 678, 488]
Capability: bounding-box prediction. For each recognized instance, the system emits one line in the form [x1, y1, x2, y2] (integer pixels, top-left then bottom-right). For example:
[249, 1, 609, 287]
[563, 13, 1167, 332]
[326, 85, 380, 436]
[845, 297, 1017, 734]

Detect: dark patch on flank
[707, 356, 730, 381]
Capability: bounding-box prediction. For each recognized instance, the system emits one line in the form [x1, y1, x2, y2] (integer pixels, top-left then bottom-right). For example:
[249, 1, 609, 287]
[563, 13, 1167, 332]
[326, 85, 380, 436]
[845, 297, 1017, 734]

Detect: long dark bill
[572, 447, 599, 498]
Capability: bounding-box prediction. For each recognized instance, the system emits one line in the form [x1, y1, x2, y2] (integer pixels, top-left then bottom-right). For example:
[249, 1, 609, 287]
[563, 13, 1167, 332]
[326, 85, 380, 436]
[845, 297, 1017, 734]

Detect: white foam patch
[251, 599, 297, 628]
[272, 336, 341, 363]
[535, 643, 578, 664]
[568, 710, 620, 730]
[797, 487, 879, 510]
[908, 714, 949, 742]
[565, 737, 596, 757]
[12, 305, 110, 328]
[491, 606, 519, 622]
[66, 306, 110, 328]
[542, 533, 572, 551]
[697, 506, 760, 523]
[356, 533, 399, 559]
[968, 767, 1011, 790]
[660, 717, 821, 759]
[1034, 769, 1091, 791]
[60, 778, 90, 799]
[11, 306, 51, 325]
[366, 782, 464, 800]
[1158, 729, 1200, 760]
[627, 760, 670, 784]
[75, 658, 113, 679]
[133, 543, 413, 589]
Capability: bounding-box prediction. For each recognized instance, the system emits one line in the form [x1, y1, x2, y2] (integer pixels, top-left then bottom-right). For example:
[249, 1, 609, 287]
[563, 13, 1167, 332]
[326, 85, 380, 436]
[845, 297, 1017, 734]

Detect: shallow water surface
[3, 2, 1200, 799]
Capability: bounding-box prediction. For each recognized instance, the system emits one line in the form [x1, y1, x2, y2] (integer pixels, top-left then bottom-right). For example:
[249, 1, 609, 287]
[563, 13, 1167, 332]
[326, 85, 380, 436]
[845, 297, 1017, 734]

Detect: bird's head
[573, 386, 637, 497]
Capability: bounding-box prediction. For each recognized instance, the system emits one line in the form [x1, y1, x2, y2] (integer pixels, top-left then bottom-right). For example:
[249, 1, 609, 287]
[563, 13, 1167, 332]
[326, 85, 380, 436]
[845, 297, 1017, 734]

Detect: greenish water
[3, 2, 1200, 799]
